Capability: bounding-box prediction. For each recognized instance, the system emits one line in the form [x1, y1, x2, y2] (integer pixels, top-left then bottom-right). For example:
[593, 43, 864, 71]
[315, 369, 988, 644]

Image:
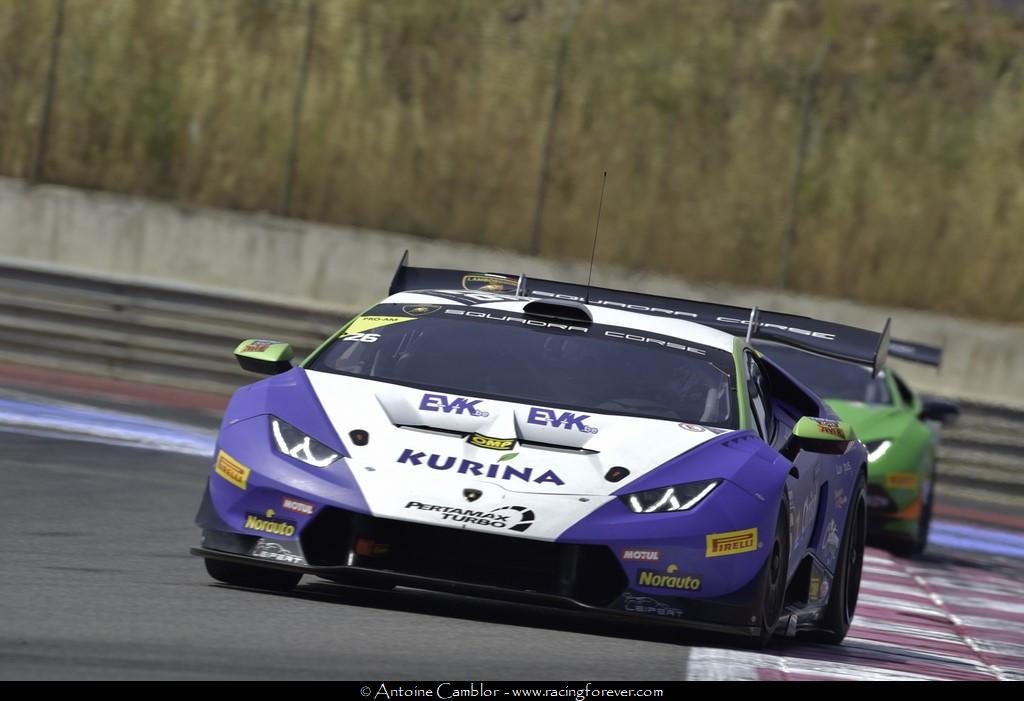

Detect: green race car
[759, 341, 959, 555]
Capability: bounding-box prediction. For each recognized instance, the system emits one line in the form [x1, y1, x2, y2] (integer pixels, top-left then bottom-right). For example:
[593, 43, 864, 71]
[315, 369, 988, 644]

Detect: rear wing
[889, 339, 942, 367]
[388, 254, 891, 375]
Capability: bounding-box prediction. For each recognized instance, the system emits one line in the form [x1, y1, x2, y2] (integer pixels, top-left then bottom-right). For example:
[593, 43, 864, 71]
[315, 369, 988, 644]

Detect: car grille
[301, 506, 627, 606]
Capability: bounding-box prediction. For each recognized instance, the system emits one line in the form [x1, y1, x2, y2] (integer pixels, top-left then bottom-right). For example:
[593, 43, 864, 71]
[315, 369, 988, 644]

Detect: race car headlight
[620, 479, 720, 514]
[269, 416, 340, 468]
[865, 440, 892, 463]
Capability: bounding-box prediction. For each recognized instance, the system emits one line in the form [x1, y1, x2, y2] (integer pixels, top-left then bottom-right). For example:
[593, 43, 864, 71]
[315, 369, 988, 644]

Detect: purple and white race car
[193, 256, 891, 644]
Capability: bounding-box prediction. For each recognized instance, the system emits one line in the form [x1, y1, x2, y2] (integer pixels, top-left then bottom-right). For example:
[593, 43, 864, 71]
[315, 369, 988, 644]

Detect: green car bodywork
[759, 344, 958, 555]
[826, 370, 938, 553]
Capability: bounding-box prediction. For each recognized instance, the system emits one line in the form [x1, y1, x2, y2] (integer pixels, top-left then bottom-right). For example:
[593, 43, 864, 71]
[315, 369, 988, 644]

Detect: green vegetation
[2, 0, 1023, 321]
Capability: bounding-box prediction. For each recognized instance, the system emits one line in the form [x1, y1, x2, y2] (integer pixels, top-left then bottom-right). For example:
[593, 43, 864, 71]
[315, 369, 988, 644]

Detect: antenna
[584, 171, 608, 304]
[745, 306, 760, 343]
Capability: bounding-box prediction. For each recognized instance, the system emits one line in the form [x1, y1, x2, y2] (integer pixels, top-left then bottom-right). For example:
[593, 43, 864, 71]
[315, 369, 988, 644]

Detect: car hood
[825, 399, 909, 442]
[305, 369, 734, 498]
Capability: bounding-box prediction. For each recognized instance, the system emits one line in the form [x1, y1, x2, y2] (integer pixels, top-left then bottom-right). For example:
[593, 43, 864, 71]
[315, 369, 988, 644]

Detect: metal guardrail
[1, 260, 1020, 517]
[0, 261, 354, 394]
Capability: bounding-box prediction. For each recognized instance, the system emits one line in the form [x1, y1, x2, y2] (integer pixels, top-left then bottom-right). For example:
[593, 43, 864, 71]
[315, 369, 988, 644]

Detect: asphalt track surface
[1, 379, 1022, 680]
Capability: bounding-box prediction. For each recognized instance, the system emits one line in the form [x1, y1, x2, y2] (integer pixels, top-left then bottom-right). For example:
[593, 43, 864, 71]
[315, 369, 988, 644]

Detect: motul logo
[622, 549, 661, 562]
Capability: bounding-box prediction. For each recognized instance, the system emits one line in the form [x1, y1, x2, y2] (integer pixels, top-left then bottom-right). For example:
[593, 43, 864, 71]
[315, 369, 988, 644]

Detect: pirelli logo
[215, 450, 250, 490]
[705, 528, 758, 557]
[468, 433, 516, 451]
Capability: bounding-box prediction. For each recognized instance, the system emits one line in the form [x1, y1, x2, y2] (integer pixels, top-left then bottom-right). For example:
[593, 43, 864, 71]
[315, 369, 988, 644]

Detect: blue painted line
[0, 396, 216, 457]
[930, 521, 1024, 559]
[932, 520, 1024, 547]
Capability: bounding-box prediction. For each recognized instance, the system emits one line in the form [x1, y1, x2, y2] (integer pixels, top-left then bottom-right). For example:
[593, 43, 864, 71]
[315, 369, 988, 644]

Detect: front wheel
[811, 470, 866, 644]
[756, 504, 790, 646]
[204, 558, 302, 592]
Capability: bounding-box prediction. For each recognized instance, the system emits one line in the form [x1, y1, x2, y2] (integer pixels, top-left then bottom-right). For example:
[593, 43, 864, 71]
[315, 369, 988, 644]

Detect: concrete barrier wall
[2, 176, 1022, 407]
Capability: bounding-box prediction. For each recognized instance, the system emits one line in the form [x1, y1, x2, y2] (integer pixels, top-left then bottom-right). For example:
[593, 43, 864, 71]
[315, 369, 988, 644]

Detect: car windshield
[758, 343, 891, 405]
[307, 303, 738, 427]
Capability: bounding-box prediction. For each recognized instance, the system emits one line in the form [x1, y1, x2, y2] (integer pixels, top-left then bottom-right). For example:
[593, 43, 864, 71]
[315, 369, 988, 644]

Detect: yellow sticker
[343, 316, 414, 336]
[468, 434, 516, 451]
[705, 528, 758, 557]
[215, 450, 250, 490]
[885, 473, 918, 489]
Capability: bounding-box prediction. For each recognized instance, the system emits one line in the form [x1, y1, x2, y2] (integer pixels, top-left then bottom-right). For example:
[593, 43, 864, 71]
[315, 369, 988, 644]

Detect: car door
[744, 351, 821, 561]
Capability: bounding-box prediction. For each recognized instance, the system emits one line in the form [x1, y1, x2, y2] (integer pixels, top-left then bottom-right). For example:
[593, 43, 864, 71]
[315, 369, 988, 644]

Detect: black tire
[886, 467, 935, 557]
[756, 504, 790, 646]
[204, 558, 302, 592]
[812, 470, 867, 644]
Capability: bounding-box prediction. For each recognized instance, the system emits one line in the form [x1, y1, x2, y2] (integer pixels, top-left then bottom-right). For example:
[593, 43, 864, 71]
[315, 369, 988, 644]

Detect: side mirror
[782, 416, 854, 460]
[919, 398, 960, 425]
[234, 339, 294, 375]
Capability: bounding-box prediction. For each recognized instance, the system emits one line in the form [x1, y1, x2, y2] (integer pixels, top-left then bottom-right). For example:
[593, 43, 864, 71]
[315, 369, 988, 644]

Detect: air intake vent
[522, 300, 592, 324]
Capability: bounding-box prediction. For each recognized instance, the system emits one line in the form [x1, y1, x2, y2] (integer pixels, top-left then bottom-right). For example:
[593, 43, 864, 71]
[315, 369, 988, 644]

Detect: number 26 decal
[342, 333, 380, 343]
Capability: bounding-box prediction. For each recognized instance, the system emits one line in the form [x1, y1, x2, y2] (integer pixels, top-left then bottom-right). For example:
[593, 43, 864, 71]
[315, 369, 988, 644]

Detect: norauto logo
[526, 407, 598, 434]
[397, 449, 565, 486]
[468, 433, 516, 450]
[244, 509, 297, 537]
[637, 565, 702, 591]
[405, 501, 535, 532]
[420, 393, 489, 417]
[214, 450, 250, 490]
[705, 528, 758, 557]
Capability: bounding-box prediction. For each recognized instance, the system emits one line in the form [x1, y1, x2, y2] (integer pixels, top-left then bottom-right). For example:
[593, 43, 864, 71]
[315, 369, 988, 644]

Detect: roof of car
[381, 290, 738, 353]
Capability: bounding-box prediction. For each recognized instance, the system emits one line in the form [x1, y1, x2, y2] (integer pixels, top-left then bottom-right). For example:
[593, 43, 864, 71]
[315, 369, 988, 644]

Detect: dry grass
[2, 0, 1023, 321]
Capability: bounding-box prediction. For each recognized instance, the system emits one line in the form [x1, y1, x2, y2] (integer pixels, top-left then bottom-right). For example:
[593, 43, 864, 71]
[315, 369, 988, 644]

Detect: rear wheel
[756, 504, 790, 646]
[812, 470, 866, 644]
[204, 558, 301, 592]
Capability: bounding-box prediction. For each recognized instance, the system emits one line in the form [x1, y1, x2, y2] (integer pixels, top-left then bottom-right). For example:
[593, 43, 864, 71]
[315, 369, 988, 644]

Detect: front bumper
[193, 501, 767, 636]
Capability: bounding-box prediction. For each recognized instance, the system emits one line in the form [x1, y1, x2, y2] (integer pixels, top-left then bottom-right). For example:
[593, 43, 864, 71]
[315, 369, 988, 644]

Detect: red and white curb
[686, 549, 1024, 680]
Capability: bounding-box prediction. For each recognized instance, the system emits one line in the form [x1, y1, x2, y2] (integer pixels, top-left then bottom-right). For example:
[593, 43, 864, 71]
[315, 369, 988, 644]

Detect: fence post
[780, 41, 830, 289]
[279, 0, 317, 217]
[31, 0, 66, 183]
[528, 0, 583, 256]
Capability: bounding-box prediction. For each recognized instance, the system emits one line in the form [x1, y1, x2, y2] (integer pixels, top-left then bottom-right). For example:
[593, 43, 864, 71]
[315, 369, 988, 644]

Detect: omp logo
[244, 510, 297, 537]
[468, 434, 516, 450]
[526, 407, 598, 434]
[405, 501, 535, 532]
[397, 449, 564, 486]
[705, 528, 758, 557]
[215, 450, 250, 490]
[420, 393, 489, 417]
[637, 565, 702, 591]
